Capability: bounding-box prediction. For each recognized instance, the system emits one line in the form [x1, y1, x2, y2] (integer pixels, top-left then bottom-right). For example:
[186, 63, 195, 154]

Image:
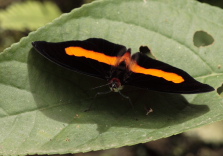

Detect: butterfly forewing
[32, 38, 127, 80]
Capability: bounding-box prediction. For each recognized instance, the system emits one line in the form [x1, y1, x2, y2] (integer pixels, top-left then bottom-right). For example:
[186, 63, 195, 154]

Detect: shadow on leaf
[28, 49, 210, 134]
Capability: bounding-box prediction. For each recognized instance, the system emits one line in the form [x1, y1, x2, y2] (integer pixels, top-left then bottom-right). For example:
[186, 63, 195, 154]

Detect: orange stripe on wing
[65, 47, 118, 66]
[130, 63, 184, 83]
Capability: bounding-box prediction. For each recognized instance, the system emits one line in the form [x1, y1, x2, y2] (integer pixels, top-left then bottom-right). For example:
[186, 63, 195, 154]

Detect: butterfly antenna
[86, 82, 111, 96]
[90, 82, 112, 90]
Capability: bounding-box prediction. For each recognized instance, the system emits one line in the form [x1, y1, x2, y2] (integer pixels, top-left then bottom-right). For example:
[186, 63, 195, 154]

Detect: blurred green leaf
[0, 1, 61, 30]
[0, 0, 222, 155]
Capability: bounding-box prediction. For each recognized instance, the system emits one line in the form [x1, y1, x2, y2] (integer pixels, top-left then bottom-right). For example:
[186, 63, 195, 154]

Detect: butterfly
[32, 38, 214, 94]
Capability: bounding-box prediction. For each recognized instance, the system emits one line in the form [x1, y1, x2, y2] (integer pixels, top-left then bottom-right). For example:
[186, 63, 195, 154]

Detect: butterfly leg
[118, 91, 134, 109]
[84, 90, 112, 112]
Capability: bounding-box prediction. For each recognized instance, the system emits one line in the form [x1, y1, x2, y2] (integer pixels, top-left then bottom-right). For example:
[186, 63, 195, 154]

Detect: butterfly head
[109, 78, 124, 92]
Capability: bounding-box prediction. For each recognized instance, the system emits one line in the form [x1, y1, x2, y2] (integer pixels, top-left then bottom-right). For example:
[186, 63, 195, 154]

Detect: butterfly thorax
[108, 50, 133, 92]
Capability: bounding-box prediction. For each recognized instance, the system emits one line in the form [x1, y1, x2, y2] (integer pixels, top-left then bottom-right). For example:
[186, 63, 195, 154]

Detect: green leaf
[0, 1, 61, 31]
[0, 0, 222, 155]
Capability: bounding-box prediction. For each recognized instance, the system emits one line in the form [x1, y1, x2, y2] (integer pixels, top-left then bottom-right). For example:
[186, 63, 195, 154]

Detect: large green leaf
[0, 0, 222, 155]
